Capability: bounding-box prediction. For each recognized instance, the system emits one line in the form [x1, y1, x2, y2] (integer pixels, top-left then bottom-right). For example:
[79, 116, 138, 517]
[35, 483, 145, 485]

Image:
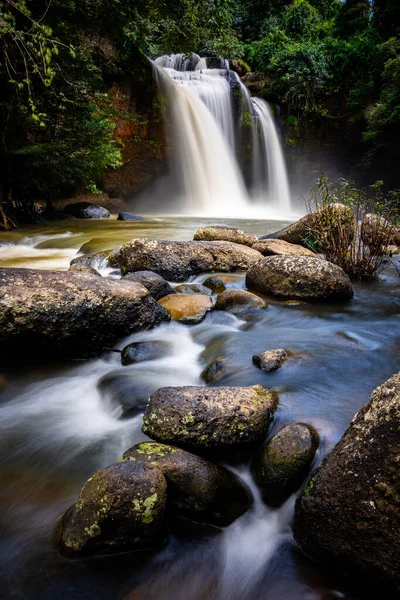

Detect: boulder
[174, 283, 212, 296]
[117, 239, 262, 282]
[253, 423, 319, 507]
[0, 268, 169, 359]
[246, 256, 353, 302]
[123, 271, 175, 301]
[202, 276, 227, 293]
[252, 349, 288, 372]
[63, 202, 110, 219]
[360, 213, 399, 254]
[201, 357, 232, 384]
[252, 239, 316, 258]
[121, 341, 170, 366]
[142, 385, 278, 451]
[215, 289, 267, 312]
[158, 294, 213, 324]
[122, 442, 250, 527]
[194, 226, 258, 247]
[56, 461, 167, 558]
[68, 263, 101, 277]
[294, 372, 400, 593]
[117, 212, 151, 221]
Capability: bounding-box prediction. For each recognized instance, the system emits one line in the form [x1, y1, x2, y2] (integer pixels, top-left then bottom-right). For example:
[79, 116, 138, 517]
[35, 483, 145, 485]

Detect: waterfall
[153, 54, 293, 218]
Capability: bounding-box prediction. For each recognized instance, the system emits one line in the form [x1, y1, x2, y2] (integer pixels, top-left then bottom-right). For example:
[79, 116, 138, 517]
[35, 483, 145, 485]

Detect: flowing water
[0, 218, 399, 599]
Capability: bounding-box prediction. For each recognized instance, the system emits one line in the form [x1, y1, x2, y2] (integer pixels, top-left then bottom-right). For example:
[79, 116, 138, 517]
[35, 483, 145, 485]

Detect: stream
[0, 216, 399, 599]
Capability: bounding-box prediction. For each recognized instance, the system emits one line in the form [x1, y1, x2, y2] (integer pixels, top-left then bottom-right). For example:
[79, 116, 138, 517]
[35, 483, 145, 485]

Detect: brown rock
[252, 349, 288, 372]
[158, 294, 213, 324]
[252, 239, 316, 258]
[215, 289, 267, 311]
[194, 226, 258, 247]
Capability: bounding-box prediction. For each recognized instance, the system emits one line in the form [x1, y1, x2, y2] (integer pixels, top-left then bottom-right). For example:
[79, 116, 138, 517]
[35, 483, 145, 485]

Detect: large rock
[194, 226, 258, 247]
[253, 423, 319, 506]
[252, 239, 316, 258]
[157, 294, 214, 324]
[123, 271, 175, 301]
[56, 461, 167, 558]
[246, 256, 353, 302]
[0, 268, 169, 359]
[261, 204, 354, 247]
[63, 202, 110, 219]
[122, 442, 250, 527]
[361, 213, 400, 254]
[117, 239, 262, 282]
[214, 289, 267, 312]
[294, 372, 400, 593]
[142, 385, 278, 451]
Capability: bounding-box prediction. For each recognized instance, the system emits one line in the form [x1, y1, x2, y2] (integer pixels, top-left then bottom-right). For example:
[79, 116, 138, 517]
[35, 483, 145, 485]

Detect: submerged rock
[63, 202, 110, 219]
[70, 250, 110, 271]
[194, 226, 258, 247]
[215, 289, 267, 312]
[202, 276, 227, 293]
[246, 256, 353, 302]
[0, 268, 169, 359]
[68, 263, 101, 276]
[158, 294, 213, 324]
[201, 357, 232, 384]
[142, 385, 278, 451]
[56, 461, 167, 558]
[121, 341, 170, 365]
[123, 271, 175, 301]
[117, 239, 262, 281]
[252, 239, 316, 258]
[174, 283, 212, 296]
[122, 442, 250, 527]
[253, 423, 319, 507]
[97, 371, 152, 417]
[117, 212, 151, 221]
[252, 349, 288, 372]
[294, 372, 400, 593]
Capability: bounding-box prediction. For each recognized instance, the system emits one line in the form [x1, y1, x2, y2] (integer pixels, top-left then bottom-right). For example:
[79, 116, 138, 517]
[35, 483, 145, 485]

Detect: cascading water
[153, 54, 294, 219]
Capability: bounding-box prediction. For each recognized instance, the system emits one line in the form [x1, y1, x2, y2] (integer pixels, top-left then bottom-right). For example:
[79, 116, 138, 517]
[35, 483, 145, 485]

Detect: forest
[1, 0, 399, 228]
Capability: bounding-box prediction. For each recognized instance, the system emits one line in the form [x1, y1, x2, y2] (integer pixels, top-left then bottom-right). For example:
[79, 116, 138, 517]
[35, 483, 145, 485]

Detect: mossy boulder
[122, 442, 251, 527]
[246, 256, 353, 302]
[293, 372, 400, 593]
[0, 268, 170, 359]
[117, 239, 262, 282]
[158, 294, 213, 324]
[174, 283, 212, 296]
[121, 341, 170, 366]
[252, 239, 316, 258]
[123, 271, 175, 301]
[201, 357, 232, 383]
[215, 289, 267, 312]
[252, 349, 288, 372]
[253, 423, 319, 507]
[194, 226, 258, 247]
[202, 276, 227, 293]
[142, 385, 278, 451]
[56, 461, 167, 558]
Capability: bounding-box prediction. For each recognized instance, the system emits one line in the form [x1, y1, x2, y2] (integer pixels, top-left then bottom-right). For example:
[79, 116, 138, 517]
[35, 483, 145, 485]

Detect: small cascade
[153, 53, 293, 218]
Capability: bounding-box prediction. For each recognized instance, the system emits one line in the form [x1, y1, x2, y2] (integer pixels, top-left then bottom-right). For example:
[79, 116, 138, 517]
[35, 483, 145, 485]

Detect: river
[0, 216, 399, 599]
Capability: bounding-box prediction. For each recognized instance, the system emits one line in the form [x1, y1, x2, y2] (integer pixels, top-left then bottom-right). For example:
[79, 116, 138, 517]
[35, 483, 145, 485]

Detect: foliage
[305, 176, 400, 280]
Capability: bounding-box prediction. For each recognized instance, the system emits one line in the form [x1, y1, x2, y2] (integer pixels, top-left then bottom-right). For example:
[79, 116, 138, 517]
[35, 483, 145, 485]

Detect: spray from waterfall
[153, 54, 293, 219]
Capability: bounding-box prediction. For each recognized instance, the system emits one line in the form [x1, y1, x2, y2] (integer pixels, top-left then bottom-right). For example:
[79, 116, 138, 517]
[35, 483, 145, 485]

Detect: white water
[153, 54, 294, 219]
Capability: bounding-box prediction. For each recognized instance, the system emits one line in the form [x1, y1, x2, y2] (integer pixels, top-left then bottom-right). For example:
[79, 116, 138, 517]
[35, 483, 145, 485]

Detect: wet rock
[142, 385, 278, 451]
[117, 239, 262, 282]
[121, 341, 170, 365]
[246, 256, 353, 302]
[261, 204, 354, 248]
[123, 271, 175, 301]
[201, 357, 232, 383]
[194, 226, 258, 247]
[252, 239, 316, 258]
[0, 268, 170, 359]
[202, 276, 227, 293]
[158, 294, 213, 324]
[117, 212, 151, 221]
[215, 289, 267, 312]
[56, 461, 167, 558]
[63, 202, 110, 219]
[294, 372, 400, 593]
[252, 349, 288, 372]
[122, 442, 251, 527]
[97, 371, 151, 417]
[108, 246, 121, 268]
[68, 263, 101, 276]
[70, 250, 110, 271]
[174, 283, 212, 296]
[253, 423, 319, 507]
